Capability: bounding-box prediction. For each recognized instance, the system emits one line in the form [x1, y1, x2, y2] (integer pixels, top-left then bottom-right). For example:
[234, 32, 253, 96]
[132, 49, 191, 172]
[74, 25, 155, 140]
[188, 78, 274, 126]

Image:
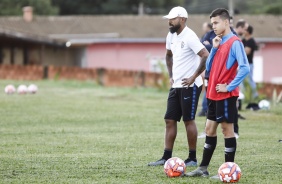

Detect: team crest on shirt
[181, 41, 185, 48]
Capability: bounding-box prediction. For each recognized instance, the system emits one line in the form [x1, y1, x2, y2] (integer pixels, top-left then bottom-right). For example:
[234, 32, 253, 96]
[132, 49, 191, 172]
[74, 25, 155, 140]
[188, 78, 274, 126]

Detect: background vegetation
[0, 0, 281, 16]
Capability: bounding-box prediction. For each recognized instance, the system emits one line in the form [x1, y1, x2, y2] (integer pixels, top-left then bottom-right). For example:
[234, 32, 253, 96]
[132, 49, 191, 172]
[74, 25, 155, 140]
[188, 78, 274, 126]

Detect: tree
[51, 0, 185, 15]
[0, 0, 58, 15]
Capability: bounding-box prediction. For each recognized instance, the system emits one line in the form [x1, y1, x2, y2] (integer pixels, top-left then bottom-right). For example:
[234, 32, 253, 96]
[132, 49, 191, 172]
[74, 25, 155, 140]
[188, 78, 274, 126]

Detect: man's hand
[216, 83, 228, 93]
[212, 34, 222, 48]
[181, 76, 195, 87]
[203, 40, 210, 45]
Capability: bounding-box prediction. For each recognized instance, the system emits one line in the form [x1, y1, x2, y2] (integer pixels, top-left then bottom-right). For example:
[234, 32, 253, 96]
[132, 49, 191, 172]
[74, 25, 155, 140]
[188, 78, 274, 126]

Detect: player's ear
[225, 19, 229, 26]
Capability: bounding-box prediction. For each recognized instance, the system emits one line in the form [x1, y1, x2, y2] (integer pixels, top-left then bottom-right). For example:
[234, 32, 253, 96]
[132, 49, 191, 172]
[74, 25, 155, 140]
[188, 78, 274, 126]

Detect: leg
[198, 91, 207, 116]
[147, 119, 177, 166]
[184, 120, 198, 166]
[247, 64, 258, 98]
[185, 119, 218, 177]
[164, 119, 177, 151]
[233, 106, 239, 138]
[219, 97, 238, 162]
[184, 120, 197, 151]
[181, 85, 202, 166]
[200, 119, 218, 166]
[148, 88, 181, 166]
[202, 91, 208, 114]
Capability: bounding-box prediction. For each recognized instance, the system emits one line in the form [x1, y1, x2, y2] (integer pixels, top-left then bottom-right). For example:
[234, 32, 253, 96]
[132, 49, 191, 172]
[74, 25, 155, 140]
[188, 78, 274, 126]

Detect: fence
[1, 64, 281, 98]
[0, 64, 163, 88]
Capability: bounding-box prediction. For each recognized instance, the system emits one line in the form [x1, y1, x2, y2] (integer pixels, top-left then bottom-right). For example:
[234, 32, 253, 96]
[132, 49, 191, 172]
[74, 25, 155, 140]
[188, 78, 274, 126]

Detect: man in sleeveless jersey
[185, 8, 250, 178]
[148, 6, 209, 167]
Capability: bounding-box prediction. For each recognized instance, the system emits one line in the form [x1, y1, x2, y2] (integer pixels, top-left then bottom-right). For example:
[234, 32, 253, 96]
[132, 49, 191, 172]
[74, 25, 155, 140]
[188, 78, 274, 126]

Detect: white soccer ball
[164, 157, 186, 177]
[27, 84, 38, 94]
[258, 100, 270, 110]
[218, 162, 241, 183]
[17, 85, 28, 94]
[4, 84, 16, 94]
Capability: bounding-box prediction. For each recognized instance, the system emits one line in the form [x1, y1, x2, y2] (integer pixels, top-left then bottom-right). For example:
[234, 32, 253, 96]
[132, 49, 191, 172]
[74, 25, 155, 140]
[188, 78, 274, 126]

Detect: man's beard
[169, 24, 181, 33]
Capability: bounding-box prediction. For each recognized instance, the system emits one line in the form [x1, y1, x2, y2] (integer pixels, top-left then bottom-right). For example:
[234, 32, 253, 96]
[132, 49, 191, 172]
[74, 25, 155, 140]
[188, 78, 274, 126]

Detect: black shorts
[207, 96, 238, 123]
[164, 85, 202, 122]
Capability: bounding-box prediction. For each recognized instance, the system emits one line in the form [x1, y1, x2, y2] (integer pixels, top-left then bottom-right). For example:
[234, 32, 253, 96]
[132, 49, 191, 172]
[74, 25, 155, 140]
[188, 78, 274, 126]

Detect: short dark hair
[207, 23, 212, 30]
[246, 25, 253, 34]
[209, 8, 230, 20]
[235, 20, 246, 28]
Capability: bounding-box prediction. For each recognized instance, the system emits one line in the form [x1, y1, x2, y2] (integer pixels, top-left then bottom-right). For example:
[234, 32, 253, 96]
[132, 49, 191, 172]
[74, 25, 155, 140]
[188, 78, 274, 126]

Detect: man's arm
[166, 49, 173, 85]
[244, 46, 251, 55]
[181, 48, 209, 87]
[195, 48, 209, 77]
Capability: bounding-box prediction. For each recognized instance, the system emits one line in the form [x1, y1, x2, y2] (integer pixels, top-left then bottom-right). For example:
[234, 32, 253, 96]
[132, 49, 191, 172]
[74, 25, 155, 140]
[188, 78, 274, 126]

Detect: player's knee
[205, 126, 216, 136]
[221, 127, 233, 137]
[165, 119, 176, 128]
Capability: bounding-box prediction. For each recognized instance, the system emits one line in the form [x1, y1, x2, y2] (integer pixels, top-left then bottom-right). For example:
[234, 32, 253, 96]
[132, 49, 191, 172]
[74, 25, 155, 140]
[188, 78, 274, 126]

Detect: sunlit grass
[0, 80, 281, 183]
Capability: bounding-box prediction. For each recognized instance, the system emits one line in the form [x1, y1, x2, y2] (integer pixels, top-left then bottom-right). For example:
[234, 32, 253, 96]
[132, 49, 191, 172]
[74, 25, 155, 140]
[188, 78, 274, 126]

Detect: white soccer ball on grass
[17, 85, 28, 94]
[4, 84, 16, 94]
[27, 84, 38, 94]
[258, 100, 270, 110]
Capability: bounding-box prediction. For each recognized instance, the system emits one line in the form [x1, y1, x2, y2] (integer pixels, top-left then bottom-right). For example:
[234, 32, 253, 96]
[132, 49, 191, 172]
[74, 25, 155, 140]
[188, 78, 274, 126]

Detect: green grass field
[0, 80, 281, 184]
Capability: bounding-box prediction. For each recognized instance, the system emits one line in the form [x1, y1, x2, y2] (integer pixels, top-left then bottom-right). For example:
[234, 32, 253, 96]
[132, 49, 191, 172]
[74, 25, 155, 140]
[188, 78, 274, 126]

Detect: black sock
[162, 149, 172, 160]
[188, 150, 196, 161]
[225, 137, 237, 162]
[200, 136, 217, 167]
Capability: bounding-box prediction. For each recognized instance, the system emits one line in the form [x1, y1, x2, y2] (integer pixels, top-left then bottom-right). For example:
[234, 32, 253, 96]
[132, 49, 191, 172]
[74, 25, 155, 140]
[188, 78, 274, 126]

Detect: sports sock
[162, 149, 172, 160]
[200, 136, 217, 167]
[225, 137, 237, 162]
[188, 150, 196, 161]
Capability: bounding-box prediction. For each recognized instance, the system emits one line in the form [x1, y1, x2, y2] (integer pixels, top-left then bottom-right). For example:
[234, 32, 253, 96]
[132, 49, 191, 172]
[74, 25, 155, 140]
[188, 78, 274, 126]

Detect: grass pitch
[0, 80, 281, 183]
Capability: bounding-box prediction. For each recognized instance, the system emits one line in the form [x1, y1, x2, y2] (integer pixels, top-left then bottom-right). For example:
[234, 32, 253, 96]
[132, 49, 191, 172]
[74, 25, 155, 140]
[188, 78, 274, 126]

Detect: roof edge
[67, 38, 166, 46]
[256, 37, 282, 43]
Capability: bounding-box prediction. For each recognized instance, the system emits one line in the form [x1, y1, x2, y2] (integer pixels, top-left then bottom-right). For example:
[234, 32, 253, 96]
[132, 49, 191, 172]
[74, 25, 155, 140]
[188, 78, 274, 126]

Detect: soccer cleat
[148, 158, 166, 166]
[184, 167, 209, 177]
[184, 158, 198, 167]
[198, 132, 206, 139]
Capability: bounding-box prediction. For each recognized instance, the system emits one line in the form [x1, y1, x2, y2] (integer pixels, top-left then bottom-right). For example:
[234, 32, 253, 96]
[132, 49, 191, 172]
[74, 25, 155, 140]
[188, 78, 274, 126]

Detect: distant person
[235, 19, 247, 38]
[148, 6, 209, 167]
[185, 8, 249, 178]
[201, 22, 213, 38]
[242, 25, 259, 99]
[198, 22, 212, 117]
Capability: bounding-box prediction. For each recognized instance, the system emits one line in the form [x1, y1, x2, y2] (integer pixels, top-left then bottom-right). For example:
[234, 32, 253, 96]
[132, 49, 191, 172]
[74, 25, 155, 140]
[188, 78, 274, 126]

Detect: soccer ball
[218, 162, 241, 183]
[4, 84, 16, 94]
[17, 85, 28, 94]
[164, 157, 186, 177]
[258, 100, 270, 110]
[27, 84, 38, 94]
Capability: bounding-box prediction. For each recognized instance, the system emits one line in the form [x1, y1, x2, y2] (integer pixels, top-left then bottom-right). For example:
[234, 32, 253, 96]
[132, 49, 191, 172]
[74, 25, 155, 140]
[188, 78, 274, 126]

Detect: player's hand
[203, 40, 210, 45]
[212, 34, 222, 48]
[181, 77, 195, 87]
[216, 83, 228, 93]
